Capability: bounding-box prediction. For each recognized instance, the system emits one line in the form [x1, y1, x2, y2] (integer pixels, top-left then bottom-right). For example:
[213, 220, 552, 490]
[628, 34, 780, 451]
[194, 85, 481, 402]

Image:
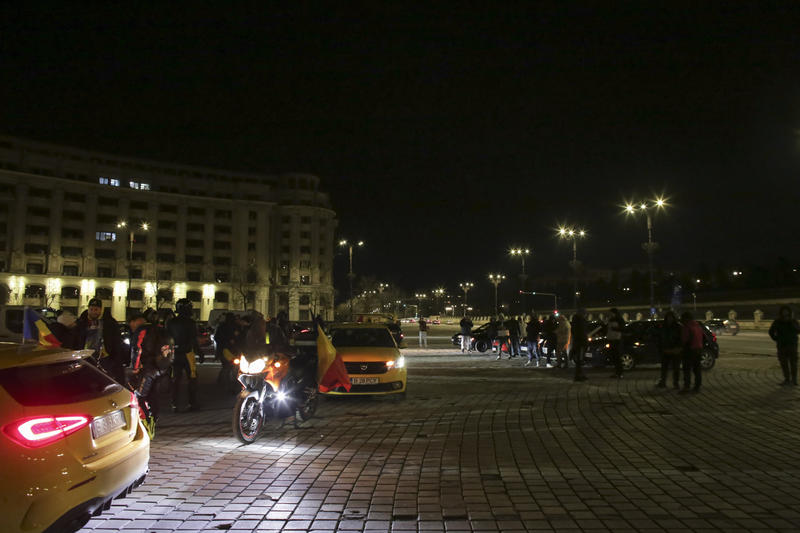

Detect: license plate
[350, 377, 379, 385]
[92, 410, 126, 439]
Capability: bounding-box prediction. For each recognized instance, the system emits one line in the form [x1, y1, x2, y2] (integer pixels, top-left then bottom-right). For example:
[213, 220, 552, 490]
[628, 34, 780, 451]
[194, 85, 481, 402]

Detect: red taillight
[130, 391, 145, 420]
[712, 333, 717, 343]
[4, 416, 90, 448]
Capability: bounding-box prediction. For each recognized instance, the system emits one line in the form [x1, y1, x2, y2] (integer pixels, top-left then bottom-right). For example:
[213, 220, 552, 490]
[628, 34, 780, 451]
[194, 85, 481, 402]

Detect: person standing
[606, 308, 625, 378]
[495, 314, 510, 360]
[507, 315, 522, 358]
[679, 311, 703, 393]
[570, 309, 589, 381]
[525, 315, 541, 367]
[129, 312, 171, 422]
[459, 315, 473, 353]
[542, 315, 557, 367]
[768, 306, 800, 386]
[167, 299, 201, 411]
[76, 298, 126, 384]
[555, 314, 572, 368]
[418, 317, 428, 348]
[657, 311, 683, 389]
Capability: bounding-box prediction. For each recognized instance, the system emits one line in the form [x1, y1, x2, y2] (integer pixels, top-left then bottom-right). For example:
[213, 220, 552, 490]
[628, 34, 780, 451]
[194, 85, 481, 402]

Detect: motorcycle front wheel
[296, 387, 319, 422]
[233, 390, 263, 444]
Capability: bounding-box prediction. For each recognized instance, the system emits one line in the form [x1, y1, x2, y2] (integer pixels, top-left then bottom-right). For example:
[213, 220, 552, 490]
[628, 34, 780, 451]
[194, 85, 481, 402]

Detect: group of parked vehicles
[451, 317, 720, 371]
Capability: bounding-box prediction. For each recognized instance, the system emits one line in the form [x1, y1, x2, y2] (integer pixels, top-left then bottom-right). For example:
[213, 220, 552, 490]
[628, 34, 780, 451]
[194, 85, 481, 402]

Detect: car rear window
[0, 360, 122, 406]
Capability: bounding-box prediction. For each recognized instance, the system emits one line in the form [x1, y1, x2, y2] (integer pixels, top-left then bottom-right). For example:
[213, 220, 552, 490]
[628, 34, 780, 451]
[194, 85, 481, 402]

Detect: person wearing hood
[768, 306, 800, 386]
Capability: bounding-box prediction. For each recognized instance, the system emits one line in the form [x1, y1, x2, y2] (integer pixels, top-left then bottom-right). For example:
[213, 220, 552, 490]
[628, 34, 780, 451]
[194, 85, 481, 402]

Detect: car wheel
[700, 349, 716, 370]
[475, 339, 490, 353]
[620, 353, 636, 371]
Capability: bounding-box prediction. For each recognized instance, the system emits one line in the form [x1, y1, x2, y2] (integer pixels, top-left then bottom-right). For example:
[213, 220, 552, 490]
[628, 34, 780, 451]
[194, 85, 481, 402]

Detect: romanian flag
[22, 307, 61, 347]
[316, 325, 351, 392]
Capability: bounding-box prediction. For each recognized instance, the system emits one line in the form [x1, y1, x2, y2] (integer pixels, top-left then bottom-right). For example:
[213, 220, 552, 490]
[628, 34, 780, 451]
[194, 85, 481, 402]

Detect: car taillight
[712, 333, 717, 343]
[3, 416, 90, 448]
[130, 391, 145, 420]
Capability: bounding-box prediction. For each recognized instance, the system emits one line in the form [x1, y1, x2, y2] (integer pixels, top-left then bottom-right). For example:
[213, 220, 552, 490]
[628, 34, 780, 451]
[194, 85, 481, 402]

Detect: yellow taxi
[325, 323, 407, 396]
[0, 343, 150, 533]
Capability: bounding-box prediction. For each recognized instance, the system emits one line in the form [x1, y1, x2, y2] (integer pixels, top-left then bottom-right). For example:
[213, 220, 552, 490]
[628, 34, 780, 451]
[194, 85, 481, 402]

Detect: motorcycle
[232, 348, 319, 444]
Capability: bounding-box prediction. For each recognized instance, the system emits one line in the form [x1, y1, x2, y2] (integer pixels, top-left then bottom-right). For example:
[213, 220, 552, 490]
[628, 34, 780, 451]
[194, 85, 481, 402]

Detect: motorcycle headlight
[239, 357, 250, 373]
[248, 358, 266, 374]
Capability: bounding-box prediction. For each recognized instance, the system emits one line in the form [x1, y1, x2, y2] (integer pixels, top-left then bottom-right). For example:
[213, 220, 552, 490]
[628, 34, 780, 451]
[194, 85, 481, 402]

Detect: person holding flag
[76, 298, 126, 384]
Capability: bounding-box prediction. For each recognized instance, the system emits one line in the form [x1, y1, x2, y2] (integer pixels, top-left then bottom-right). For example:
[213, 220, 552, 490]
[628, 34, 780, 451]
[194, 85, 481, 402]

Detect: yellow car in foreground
[0, 344, 149, 533]
[325, 324, 407, 396]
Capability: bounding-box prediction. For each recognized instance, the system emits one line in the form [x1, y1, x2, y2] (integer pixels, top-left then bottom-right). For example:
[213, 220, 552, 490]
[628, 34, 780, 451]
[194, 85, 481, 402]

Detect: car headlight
[386, 356, 405, 369]
[123, 338, 130, 345]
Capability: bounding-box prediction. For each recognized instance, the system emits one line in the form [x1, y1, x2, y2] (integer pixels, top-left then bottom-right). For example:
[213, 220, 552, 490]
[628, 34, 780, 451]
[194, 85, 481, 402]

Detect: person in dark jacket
[494, 314, 510, 360]
[680, 311, 704, 393]
[459, 315, 473, 353]
[525, 316, 542, 367]
[506, 315, 521, 358]
[606, 308, 625, 378]
[570, 310, 589, 381]
[76, 298, 126, 384]
[166, 299, 201, 412]
[657, 311, 683, 389]
[130, 312, 171, 420]
[542, 315, 557, 367]
[768, 306, 800, 386]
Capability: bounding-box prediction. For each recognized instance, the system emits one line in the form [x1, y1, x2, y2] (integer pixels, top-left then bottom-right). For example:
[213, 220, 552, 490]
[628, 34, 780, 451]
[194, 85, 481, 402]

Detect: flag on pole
[316, 325, 351, 392]
[22, 307, 62, 347]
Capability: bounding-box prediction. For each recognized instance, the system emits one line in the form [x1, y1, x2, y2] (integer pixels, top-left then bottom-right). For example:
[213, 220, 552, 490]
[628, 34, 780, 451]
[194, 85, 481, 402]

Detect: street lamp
[339, 239, 364, 321]
[433, 287, 445, 315]
[488, 273, 505, 315]
[557, 226, 587, 311]
[459, 282, 473, 316]
[623, 197, 667, 316]
[117, 220, 149, 319]
[414, 292, 427, 317]
[510, 248, 530, 314]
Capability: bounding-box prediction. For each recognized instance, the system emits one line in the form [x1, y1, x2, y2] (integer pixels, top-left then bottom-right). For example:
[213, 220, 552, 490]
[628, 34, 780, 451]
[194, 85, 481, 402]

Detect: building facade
[0, 136, 337, 322]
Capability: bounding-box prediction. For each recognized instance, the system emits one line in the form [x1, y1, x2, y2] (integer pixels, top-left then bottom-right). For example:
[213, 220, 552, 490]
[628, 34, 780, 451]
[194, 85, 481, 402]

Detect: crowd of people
[449, 307, 744, 392]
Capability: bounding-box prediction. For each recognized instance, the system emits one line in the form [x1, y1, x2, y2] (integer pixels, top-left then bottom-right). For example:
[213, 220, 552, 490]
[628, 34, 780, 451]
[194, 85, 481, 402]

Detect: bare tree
[233, 265, 260, 310]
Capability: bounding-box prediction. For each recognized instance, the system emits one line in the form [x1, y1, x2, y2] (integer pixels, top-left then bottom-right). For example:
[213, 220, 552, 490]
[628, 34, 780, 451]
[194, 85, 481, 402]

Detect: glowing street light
[459, 282, 473, 316]
[557, 225, 587, 310]
[488, 273, 505, 315]
[339, 239, 365, 320]
[622, 197, 669, 315]
[117, 220, 149, 318]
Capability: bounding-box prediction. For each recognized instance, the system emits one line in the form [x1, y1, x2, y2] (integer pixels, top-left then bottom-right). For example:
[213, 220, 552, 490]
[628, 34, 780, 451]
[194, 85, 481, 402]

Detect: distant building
[0, 136, 337, 321]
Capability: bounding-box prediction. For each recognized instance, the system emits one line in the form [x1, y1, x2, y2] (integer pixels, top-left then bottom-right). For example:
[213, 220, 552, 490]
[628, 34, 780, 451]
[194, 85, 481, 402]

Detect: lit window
[140, 183, 150, 190]
[98, 177, 109, 185]
[129, 181, 139, 189]
[110, 178, 120, 187]
[95, 231, 116, 242]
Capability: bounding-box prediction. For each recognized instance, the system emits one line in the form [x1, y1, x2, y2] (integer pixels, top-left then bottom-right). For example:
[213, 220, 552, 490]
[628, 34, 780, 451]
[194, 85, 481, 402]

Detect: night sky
[2, 2, 800, 295]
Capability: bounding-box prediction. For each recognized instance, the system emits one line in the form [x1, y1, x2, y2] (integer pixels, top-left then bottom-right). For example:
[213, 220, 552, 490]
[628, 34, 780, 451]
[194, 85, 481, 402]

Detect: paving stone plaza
[85, 348, 800, 532]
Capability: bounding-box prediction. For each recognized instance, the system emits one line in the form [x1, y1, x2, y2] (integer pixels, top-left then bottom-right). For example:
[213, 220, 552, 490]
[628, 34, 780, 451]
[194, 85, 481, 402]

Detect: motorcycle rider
[167, 299, 201, 412]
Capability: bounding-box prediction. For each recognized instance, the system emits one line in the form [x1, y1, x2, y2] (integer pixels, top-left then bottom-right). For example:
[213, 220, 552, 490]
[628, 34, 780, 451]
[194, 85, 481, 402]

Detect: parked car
[701, 318, 739, 336]
[586, 319, 719, 371]
[0, 344, 150, 533]
[450, 322, 494, 352]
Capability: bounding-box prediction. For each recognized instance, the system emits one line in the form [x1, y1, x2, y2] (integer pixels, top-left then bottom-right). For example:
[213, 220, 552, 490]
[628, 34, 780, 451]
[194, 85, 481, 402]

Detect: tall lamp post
[414, 293, 427, 317]
[117, 220, 149, 319]
[557, 227, 586, 311]
[488, 273, 505, 315]
[624, 198, 667, 316]
[509, 248, 530, 314]
[433, 287, 445, 315]
[339, 239, 364, 321]
[459, 282, 473, 316]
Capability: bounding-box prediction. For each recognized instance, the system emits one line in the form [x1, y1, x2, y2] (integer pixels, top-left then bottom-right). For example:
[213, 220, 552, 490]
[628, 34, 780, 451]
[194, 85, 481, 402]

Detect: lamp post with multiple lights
[414, 292, 427, 317]
[117, 220, 149, 318]
[338, 239, 364, 321]
[509, 248, 530, 314]
[488, 273, 505, 315]
[459, 282, 473, 316]
[557, 227, 586, 311]
[624, 198, 667, 315]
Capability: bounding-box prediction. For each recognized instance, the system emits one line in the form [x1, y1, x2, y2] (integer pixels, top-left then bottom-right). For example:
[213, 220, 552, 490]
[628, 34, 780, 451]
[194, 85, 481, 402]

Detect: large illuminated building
[0, 136, 336, 321]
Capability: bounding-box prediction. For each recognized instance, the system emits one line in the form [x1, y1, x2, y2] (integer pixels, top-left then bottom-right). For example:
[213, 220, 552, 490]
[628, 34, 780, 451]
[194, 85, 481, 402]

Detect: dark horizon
[3, 2, 800, 295]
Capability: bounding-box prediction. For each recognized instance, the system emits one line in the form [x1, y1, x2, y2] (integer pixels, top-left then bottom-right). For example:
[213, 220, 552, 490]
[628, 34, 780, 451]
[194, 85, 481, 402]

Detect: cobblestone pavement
[84, 350, 800, 532]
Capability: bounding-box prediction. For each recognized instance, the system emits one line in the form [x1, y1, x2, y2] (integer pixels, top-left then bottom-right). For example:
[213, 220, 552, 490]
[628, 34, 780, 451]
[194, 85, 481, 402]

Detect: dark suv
[586, 319, 719, 371]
